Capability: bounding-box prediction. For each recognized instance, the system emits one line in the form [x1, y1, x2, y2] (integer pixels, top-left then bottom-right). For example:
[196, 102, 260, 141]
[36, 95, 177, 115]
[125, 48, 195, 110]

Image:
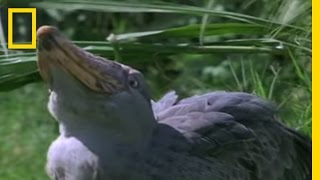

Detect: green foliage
[0, 0, 311, 179]
[0, 83, 56, 179]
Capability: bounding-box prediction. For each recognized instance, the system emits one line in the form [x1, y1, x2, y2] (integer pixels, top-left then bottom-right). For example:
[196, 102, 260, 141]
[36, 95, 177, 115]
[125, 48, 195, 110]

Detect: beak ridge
[37, 25, 126, 94]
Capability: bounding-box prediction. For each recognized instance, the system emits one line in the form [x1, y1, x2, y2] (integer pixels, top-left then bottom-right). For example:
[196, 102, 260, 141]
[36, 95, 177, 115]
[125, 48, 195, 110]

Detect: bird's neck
[58, 121, 155, 179]
[49, 91, 157, 151]
[49, 96, 156, 145]
[58, 115, 156, 147]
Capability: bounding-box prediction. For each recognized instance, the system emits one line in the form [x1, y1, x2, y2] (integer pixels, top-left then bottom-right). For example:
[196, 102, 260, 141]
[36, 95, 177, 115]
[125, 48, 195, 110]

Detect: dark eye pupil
[129, 80, 138, 87]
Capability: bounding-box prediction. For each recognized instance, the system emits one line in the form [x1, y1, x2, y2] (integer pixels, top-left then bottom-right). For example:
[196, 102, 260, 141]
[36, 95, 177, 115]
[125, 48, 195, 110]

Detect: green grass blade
[112, 23, 269, 41]
[31, 0, 308, 33]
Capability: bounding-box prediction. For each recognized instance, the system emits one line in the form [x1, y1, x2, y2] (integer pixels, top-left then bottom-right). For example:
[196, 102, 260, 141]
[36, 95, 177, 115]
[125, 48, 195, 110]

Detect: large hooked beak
[37, 26, 126, 94]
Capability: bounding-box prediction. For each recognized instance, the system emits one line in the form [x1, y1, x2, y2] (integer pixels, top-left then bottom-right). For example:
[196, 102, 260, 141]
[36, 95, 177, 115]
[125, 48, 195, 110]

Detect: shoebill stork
[36, 26, 311, 180]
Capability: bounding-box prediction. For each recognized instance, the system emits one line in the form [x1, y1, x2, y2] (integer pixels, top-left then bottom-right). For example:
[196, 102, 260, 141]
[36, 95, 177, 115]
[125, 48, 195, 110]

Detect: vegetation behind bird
[0, 0, 311, 179]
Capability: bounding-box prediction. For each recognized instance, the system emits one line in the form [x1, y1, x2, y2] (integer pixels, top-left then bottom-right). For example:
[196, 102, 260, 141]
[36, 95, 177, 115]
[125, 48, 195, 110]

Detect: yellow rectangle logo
[8, 8, 37, 49]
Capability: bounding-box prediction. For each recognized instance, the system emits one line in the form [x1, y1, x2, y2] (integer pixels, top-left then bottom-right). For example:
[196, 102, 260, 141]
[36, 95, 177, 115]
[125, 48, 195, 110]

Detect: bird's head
[37, 26, 156, 141]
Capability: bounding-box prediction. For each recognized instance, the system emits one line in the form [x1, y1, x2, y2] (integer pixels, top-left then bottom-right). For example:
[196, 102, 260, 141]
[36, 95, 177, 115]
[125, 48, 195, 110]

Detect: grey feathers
[151, 91, 311, 180]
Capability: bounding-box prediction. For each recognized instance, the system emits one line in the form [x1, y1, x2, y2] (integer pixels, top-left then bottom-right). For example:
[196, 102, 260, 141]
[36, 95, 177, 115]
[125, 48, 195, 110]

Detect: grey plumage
[152, 91, 311, 180]
[37, 26, 311, 180]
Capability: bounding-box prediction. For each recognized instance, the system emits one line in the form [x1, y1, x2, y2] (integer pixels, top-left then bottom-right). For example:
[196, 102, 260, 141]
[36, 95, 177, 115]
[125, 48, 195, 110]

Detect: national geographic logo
[7, 7, 37, 49]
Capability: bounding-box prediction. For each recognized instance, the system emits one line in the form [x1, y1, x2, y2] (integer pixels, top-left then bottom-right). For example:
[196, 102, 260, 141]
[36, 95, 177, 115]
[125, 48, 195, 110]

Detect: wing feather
[152, 91, 311, 180]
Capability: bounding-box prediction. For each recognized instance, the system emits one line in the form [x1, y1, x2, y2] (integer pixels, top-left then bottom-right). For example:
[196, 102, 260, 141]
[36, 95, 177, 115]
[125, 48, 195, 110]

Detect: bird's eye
[129, 79, 139, 88]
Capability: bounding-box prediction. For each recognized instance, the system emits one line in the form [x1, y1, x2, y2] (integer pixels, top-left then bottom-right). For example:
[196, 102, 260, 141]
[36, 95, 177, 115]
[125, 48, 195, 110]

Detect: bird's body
[46, 91, 311, 180]
[36, 26, 311, 180]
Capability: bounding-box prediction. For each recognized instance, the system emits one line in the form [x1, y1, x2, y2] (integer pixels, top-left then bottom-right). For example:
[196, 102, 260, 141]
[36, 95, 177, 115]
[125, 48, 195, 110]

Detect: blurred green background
[0, 0, 311, 179]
